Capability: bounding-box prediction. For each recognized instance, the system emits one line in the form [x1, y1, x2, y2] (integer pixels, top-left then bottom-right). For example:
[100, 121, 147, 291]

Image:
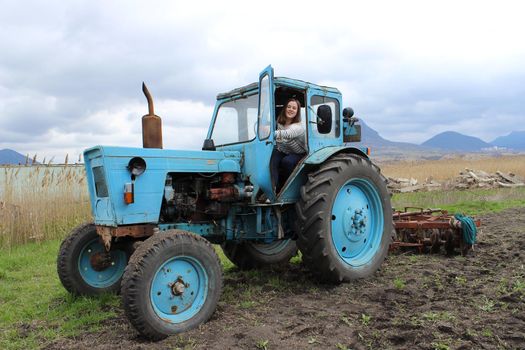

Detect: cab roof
[216, 77, 341, 100]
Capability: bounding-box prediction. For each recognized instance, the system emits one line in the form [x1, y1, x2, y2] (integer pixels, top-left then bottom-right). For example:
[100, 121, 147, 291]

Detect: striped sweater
[275, 122, 307, 155]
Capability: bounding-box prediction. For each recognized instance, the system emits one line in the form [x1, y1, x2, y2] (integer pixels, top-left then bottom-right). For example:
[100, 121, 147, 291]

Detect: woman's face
[285, 101, 299, 120]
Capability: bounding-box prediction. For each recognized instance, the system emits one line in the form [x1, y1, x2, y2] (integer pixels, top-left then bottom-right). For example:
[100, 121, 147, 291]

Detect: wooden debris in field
[496, 171, 525, 186]
[452, 168, 525, 190]
[387, 177, 415, 193]
[387, 169, 525, 193]
[387, 177, 441, 193]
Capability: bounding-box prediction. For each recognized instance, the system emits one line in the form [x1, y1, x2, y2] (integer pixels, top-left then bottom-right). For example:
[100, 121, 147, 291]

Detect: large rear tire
[57, 223, 129, 295]
[296, 154, 392, 283]
[221, 239, 297, 270]
[121, 230, 223, 340]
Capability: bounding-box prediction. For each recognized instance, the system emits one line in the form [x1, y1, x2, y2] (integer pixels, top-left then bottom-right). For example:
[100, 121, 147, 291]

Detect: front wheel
[57, 223, 129, 295]
[296, 154, 393, 283]
[121, 230, 223, 340]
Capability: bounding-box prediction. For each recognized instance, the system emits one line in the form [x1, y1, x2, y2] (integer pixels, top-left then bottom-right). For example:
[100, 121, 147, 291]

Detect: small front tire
[121, 230, 223, 340]
[57, 223, 129, 295]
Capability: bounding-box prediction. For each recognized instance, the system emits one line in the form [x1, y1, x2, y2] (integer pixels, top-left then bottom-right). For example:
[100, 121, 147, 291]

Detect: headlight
[128, 157, 147, 176]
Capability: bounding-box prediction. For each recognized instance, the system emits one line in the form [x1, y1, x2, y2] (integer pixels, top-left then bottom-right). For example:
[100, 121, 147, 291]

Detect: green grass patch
[482, 328, 493, 337]
[360, 313, 371, 326]
[214, 245, 235, 271]
[393, 277, 406, 290]
[513, 278, 525, 294]
[0, 241, 259, 349]
[392, 187, 525, 215]
[478, 296, 496, 312]
[421, 311, 456, 322]
[0, 240, 119, 350]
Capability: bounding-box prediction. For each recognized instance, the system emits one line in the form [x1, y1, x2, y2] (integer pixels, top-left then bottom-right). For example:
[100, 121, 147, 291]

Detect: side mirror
[343, 107, 354, 119]
[317, 105, 332, 134]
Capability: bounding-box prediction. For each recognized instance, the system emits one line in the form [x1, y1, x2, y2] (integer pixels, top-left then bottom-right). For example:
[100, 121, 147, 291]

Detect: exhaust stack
[141, 82, 163, 149]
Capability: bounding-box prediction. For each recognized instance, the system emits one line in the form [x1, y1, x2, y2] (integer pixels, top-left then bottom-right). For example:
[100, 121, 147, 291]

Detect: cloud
[0, 0, 524, 157]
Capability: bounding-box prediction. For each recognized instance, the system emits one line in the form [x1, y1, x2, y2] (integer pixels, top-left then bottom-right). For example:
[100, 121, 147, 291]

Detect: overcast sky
[1, 0, 524, 161]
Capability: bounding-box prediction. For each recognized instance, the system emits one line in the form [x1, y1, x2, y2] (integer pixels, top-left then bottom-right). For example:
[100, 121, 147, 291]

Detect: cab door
[252, 65, 276, 200]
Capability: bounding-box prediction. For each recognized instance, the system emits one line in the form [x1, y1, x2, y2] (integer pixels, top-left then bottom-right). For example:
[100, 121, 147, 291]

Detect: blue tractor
[57, 66, 393, 339]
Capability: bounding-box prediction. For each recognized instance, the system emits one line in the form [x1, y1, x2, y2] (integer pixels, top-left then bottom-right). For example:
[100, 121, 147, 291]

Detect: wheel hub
[78, 238, 127, 289]
[170, 277, 189, 296]
[331, 179, 384, 266]
[343, 207, 368, 241]
[89, 251, 114, 271]
[150, 256, 208, 321]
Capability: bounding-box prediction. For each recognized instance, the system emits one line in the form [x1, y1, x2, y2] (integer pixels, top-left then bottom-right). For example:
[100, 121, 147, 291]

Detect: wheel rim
[250, 239, 291, 256]
[78, 238, 127, 288]
[331, 178, 384, 267]
[150, 256, 208, 323]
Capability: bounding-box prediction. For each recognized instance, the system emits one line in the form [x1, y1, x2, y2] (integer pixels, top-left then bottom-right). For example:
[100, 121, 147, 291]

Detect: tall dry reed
[0, 165, 91, 249]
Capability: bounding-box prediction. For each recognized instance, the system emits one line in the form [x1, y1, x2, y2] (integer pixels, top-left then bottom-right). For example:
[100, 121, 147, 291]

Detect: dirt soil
[45, 208, 525, 350]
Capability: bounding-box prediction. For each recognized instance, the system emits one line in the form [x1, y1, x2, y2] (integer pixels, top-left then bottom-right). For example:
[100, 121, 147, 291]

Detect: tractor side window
[310, 95, 340, 138]
[211, 94, 258, 146]
[258, 75, 271, 140]
[246, 107, 258, 140]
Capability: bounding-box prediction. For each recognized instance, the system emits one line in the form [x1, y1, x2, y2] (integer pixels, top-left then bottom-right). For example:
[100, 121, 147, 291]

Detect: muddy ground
[46, 208, 525, 350]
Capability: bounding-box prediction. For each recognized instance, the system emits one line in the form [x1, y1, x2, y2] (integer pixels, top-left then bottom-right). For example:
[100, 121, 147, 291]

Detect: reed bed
[0, 165, 91, 249]
[379, 154, 525, 182]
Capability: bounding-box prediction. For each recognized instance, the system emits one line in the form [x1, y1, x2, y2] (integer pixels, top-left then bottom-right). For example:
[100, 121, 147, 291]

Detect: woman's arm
[275, 123, 305, 141]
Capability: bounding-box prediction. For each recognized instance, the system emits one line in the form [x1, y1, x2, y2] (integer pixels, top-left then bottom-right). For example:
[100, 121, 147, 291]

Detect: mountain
[491, 131, 525, 150]
[421, 131, 491, 152]
[0, 149, 34, 165]
[358, 120, 419, 149]
[350, 120, 454, 160]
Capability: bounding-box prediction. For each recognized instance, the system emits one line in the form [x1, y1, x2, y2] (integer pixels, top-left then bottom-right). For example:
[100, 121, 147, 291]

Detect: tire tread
[121, 230, 223, 340]
[295, 154, 393, 283]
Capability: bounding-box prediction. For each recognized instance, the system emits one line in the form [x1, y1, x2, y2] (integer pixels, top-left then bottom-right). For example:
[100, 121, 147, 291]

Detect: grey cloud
[1, 1, 524, 156]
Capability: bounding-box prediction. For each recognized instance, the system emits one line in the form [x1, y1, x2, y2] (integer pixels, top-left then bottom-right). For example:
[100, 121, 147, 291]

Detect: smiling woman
[271, 98, 307, 192]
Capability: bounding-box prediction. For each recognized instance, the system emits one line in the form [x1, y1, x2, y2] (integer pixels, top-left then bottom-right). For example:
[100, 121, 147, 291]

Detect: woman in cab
[271, 98, 307, 192]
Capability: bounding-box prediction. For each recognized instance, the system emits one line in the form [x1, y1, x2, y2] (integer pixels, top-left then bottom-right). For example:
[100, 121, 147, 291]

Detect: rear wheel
[296, 154, 393, 283]
[57, 223, 129, 295]
[221, 239, 297, 270]
[121, 230, 222, 340]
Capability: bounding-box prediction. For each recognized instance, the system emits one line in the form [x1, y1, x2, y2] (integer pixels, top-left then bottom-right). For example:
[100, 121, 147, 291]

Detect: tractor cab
[206, 65, 363, 203]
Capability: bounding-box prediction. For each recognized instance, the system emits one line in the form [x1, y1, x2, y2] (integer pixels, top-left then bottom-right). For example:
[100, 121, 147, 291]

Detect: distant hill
[491, 131, 525, 150]
[348, 120, 453, 160]
[358, 120, 420, 150]
[421, 131, 492, 152]
[0, 149, 35, 165]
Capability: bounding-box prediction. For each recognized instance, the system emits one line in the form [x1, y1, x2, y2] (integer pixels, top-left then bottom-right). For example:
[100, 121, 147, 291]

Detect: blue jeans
[271, 149, 304, 191]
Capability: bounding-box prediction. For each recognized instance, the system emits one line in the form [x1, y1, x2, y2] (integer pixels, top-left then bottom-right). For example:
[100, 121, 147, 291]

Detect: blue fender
[303, 146, 368, 165]
[278, 146, 368, 203]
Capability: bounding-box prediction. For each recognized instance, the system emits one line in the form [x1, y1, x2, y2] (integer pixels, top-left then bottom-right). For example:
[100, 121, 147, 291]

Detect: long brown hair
[277, 98, 301, 125]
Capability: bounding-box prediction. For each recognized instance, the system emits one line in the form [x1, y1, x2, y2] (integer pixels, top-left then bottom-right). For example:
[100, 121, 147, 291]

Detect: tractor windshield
[211, 93, 258, 146]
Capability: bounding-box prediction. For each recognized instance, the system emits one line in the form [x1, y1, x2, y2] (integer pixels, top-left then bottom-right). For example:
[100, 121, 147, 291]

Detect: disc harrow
[391, 207, 481, 255]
